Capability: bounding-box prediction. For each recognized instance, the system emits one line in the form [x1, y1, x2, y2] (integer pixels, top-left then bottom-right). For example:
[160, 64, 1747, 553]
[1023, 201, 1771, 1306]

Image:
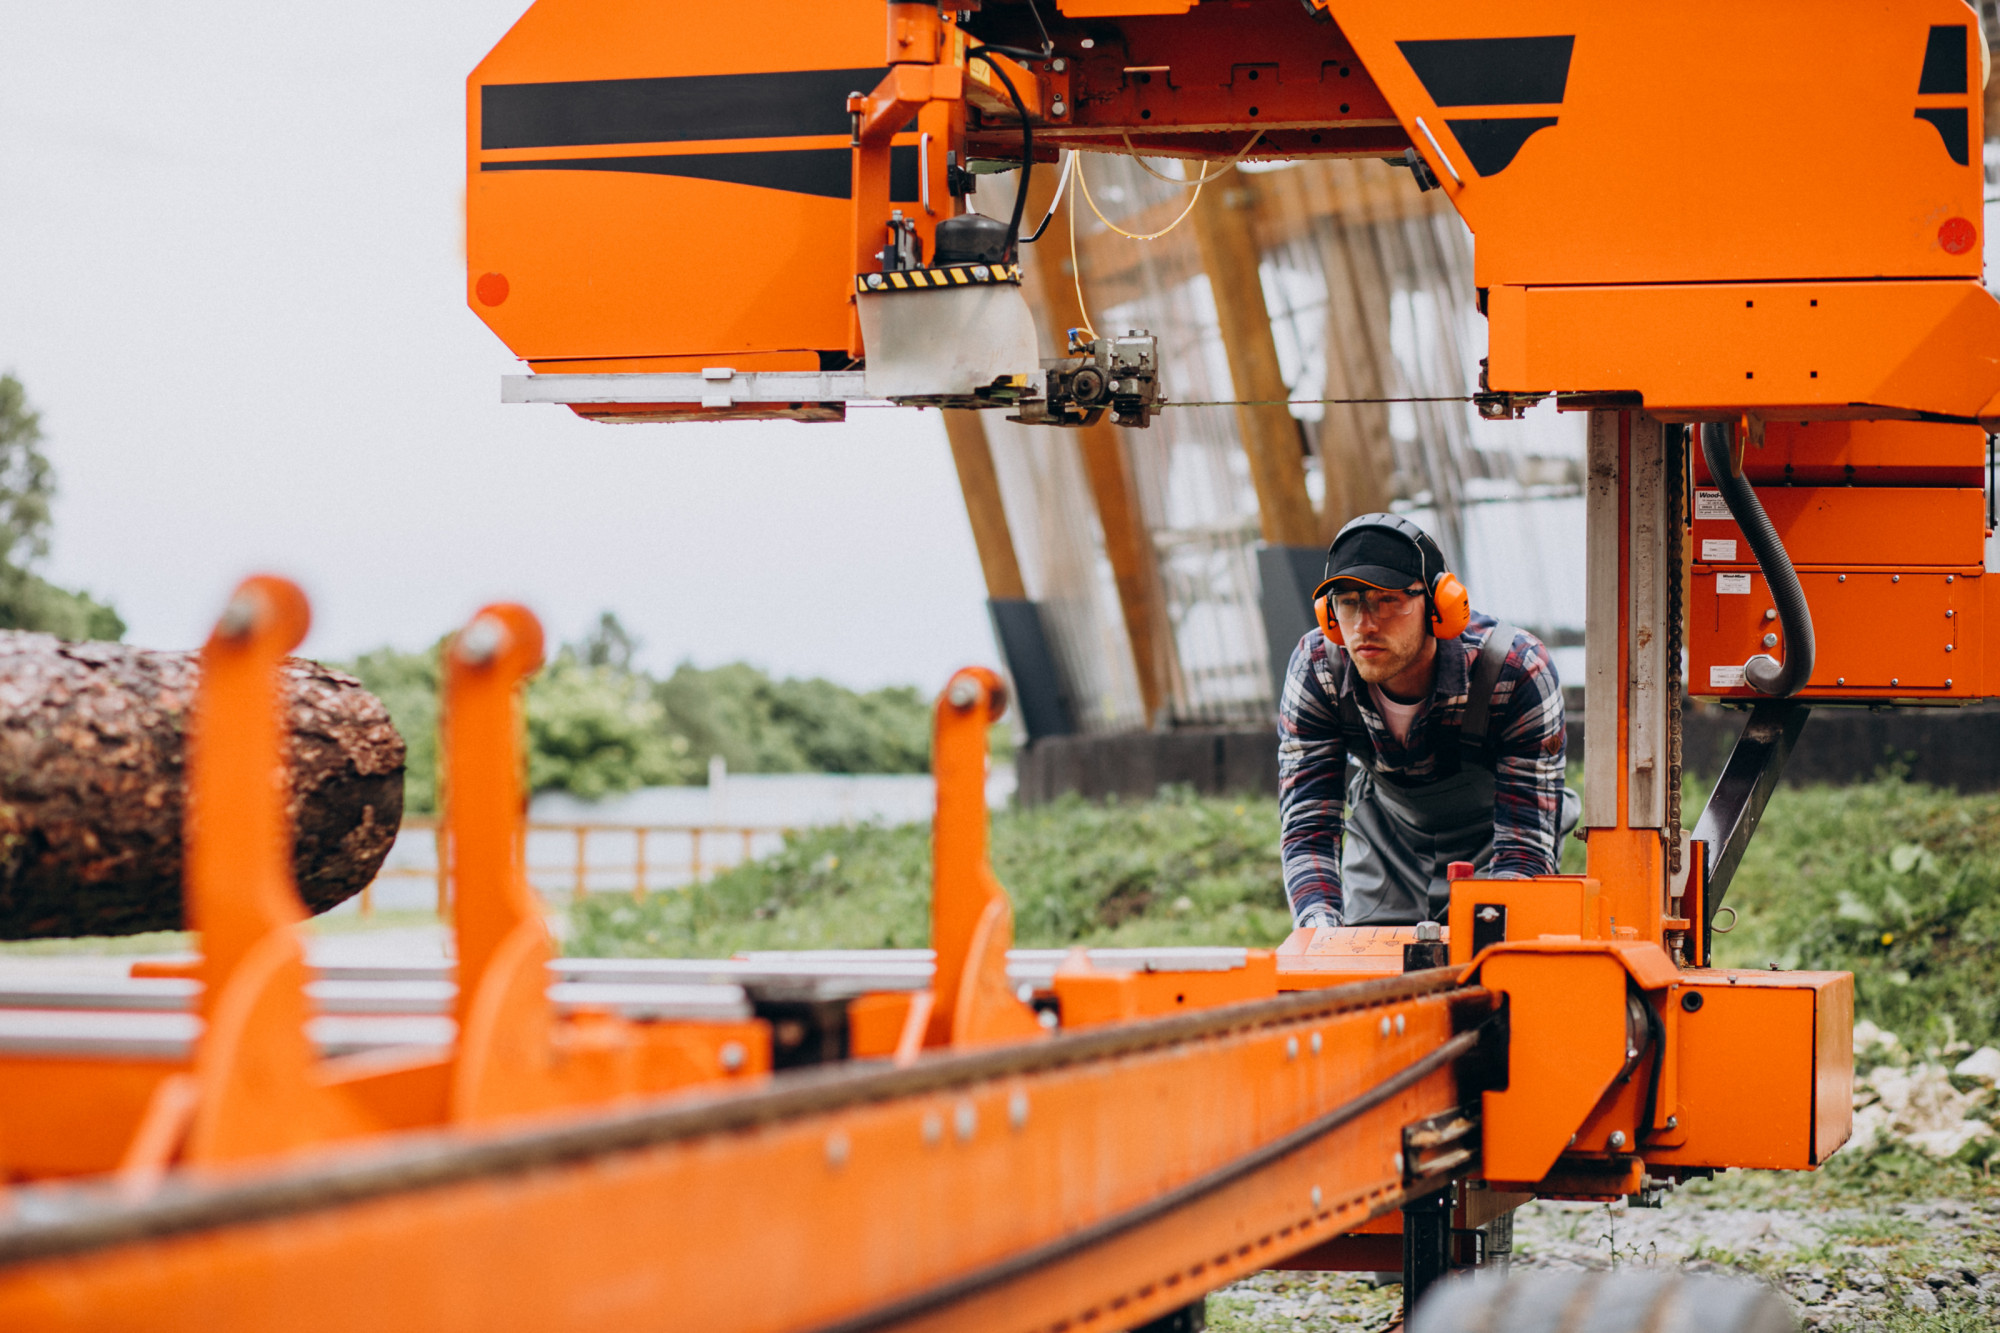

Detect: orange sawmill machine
[1, 0, 1996, 1327]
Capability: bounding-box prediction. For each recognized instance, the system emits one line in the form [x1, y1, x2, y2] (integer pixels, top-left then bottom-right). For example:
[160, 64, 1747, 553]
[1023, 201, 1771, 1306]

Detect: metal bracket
[1690, 699, 1811, 955]
[502, 371, 871, 410]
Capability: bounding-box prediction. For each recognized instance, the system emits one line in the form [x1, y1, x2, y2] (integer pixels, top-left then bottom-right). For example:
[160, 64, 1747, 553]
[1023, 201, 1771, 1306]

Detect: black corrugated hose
[1699, 421, 1815, 696]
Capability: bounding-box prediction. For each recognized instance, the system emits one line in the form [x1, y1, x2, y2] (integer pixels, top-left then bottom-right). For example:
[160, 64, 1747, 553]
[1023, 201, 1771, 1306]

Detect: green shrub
[567, 789, 1293, 957]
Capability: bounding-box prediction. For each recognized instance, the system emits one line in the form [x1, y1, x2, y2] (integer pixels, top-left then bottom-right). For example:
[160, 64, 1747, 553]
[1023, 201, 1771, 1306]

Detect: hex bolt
[955, 1101, 978, 1141]
[826, 1130, 851, 1168]
[946, 677, 982, 710]
[1608, 1130, 1628, 1150]
[1051, 97, 1067, 116]
[1762, 632, 1778, 648]
[1763, 608, 1777, 621]
[1837, 677, 1845, 685]
[1892, 574, 1901, 583]
[1947, 644, 1956, 652]
[1378, 1016, 1391, 1037]
[458, 615, 509, 665]
[719, 1041, 746, 1072]
[1838, 574, 1846, 582]
[1666, 1115, 1679, 1130]
[217, 593, 261, 641]
[1009, 1090, 1029, 1130]
[1892, 677, 1900, 686]
[1051, 57, 1067, 71]
[1947, 609, 1956, 618]
[1394, 1014, 1406, 1035]
[1286, 1035, 1299, 1060]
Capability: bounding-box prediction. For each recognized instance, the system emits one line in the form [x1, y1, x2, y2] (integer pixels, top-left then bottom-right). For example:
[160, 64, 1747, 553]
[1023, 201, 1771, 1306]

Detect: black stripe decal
[1396, 36, 1574, 107]
[481, 68, 887, 150]
[481, 146, 921, 201]
[1918, 25, 1967, 95]
[1444, 117, 1557, 176]
[1915, 107, 1969, 166]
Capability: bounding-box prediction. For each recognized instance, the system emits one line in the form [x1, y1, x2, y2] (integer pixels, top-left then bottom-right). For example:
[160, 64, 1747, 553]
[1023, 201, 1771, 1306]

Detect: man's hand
[1295, 905, 1340, 931]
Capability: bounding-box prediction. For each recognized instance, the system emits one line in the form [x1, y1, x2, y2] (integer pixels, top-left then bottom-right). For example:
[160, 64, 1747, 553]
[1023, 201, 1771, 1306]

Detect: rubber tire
[1408, 1269, 1796, 1333]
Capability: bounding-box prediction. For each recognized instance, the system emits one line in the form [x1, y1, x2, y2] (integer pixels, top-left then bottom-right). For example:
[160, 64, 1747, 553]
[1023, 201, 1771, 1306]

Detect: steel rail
[806, 1022, 1489, 1333]
[0, 970, 1482, 1269]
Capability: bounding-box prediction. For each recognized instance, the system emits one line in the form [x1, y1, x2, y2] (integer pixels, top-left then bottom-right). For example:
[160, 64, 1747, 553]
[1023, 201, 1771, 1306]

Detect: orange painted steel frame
[0, 581, 767, 1187]
[468, 0, 2000, 429]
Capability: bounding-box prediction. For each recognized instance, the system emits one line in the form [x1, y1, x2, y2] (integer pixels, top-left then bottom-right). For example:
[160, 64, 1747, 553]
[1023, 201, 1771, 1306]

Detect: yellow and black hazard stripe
[855, 263, 1023, 295]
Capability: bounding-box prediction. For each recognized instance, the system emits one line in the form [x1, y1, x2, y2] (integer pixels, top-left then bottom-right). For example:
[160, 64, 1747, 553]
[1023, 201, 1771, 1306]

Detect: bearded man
[1277, 514, 1578, 929]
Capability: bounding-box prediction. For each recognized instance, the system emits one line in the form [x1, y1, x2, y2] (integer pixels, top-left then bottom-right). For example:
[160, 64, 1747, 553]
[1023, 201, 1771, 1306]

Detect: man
[1278, 514, 1575, 929]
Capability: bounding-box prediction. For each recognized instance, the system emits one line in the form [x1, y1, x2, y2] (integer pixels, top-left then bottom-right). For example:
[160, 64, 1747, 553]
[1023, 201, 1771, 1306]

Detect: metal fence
[359, 818, 797, 917]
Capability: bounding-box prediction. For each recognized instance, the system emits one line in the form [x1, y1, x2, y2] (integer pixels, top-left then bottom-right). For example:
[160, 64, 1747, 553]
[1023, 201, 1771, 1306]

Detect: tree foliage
[0, 376, 124, 640]
[341, 614, 941, 811]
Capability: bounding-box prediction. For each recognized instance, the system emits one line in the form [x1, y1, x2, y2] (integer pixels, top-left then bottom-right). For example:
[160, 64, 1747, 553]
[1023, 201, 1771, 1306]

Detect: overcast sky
[0, 1, 998, 689]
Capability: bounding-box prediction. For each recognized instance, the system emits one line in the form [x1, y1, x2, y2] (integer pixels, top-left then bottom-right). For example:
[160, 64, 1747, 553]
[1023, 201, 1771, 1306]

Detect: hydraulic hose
[964, 47, 1032, 260]
[1699, 421, 1815, 696]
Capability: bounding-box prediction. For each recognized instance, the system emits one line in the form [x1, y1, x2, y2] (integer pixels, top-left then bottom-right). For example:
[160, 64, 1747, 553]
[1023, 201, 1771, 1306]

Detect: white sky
[0, 1, 999, 689]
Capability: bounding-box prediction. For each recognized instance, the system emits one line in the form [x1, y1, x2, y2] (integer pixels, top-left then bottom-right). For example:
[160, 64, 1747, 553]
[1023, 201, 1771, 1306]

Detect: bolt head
[1394, 1014, 1406, 1035]
[1310, 1031, 1322, 1055]
[1310, 1185, 1323, 1209]
[217, 593, 261, 640]
[1286, 1035, 1299, 1060]
[457, 615, 509, 666]
[1608, 1130, 1627, 1150]
[946, 676, 982, 710]
[1378, 1016, 1391, 1037]
[718, 1041, 746, 1072]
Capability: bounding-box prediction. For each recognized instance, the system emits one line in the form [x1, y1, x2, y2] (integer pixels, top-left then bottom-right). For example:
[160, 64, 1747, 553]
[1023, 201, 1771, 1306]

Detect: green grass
[569, 773, 2000, 1056]
[568, 788, 1294, 957]
[1705, 779, 2000, 1047]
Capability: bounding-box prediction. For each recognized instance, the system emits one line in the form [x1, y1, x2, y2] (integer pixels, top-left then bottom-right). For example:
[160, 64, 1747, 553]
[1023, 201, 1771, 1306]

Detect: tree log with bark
[0, 632, 405, 939]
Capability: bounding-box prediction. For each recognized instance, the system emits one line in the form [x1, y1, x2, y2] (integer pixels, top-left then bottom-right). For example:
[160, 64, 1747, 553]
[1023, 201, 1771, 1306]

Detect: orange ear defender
[1314, 515, 1471, 642]
[1312, 577, 1344, 644]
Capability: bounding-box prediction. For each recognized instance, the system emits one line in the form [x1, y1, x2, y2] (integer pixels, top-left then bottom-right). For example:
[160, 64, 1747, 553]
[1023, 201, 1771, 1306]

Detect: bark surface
[0, 632, 405, 939]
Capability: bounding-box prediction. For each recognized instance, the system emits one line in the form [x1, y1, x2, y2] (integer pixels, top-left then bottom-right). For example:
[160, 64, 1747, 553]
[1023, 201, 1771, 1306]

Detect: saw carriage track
[0, 969, 1483, 1271]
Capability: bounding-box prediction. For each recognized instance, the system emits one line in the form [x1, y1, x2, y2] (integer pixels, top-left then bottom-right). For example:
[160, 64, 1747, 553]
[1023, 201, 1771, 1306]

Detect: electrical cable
[965, 46, 1033, 260]
[1073, 130, 1265, 241]
[1024, 150, 1072, 244]
[1699, 420, 1815, 696]
[1065, 152, 1096, 341]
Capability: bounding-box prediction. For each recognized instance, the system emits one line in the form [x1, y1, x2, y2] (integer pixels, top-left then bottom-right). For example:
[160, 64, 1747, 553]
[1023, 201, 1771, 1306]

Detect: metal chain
[1664, 423, 1686, 875]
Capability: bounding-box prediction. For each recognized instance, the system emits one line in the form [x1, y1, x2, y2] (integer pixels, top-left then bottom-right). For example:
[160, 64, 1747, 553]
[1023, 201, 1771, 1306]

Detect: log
[0, 632, 406, 939]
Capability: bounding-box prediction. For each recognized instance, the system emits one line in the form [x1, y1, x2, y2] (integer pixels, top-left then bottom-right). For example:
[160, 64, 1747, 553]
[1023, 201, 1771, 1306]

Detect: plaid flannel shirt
[1276, 612, 1566, 923]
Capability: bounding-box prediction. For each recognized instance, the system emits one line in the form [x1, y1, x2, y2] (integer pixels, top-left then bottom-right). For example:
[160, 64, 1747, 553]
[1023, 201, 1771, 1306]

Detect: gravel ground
[1206, 1178, 2000, 1332]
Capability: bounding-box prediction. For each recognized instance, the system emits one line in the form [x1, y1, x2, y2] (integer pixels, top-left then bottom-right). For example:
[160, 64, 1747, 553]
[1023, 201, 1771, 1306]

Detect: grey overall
[1336, 623, 1580, 925]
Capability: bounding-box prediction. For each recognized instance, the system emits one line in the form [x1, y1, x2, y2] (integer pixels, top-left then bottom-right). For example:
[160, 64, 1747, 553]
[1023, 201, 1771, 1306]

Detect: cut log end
[0, 633, 406, 940]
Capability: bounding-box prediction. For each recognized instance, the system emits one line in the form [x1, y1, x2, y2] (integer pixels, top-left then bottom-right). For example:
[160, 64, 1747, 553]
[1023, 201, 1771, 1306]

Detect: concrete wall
[1015, 701, 2000, 804]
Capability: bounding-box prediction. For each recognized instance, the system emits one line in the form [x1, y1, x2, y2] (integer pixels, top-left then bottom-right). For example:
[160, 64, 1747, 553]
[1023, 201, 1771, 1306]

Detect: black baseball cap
[1324, 521, 1439, 591]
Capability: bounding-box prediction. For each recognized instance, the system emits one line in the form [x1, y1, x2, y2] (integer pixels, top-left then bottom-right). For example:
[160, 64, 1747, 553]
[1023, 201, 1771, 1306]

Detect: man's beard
[1348, 636, 1426, 685]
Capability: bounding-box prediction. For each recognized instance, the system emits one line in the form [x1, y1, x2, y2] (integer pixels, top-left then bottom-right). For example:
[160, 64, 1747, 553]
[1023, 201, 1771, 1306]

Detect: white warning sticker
[1716, 573, 1752, 594]
[1701, 538, 1739, 561]
[1694, 490, 1731, 521]
[1709, 664, 1747, 688]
